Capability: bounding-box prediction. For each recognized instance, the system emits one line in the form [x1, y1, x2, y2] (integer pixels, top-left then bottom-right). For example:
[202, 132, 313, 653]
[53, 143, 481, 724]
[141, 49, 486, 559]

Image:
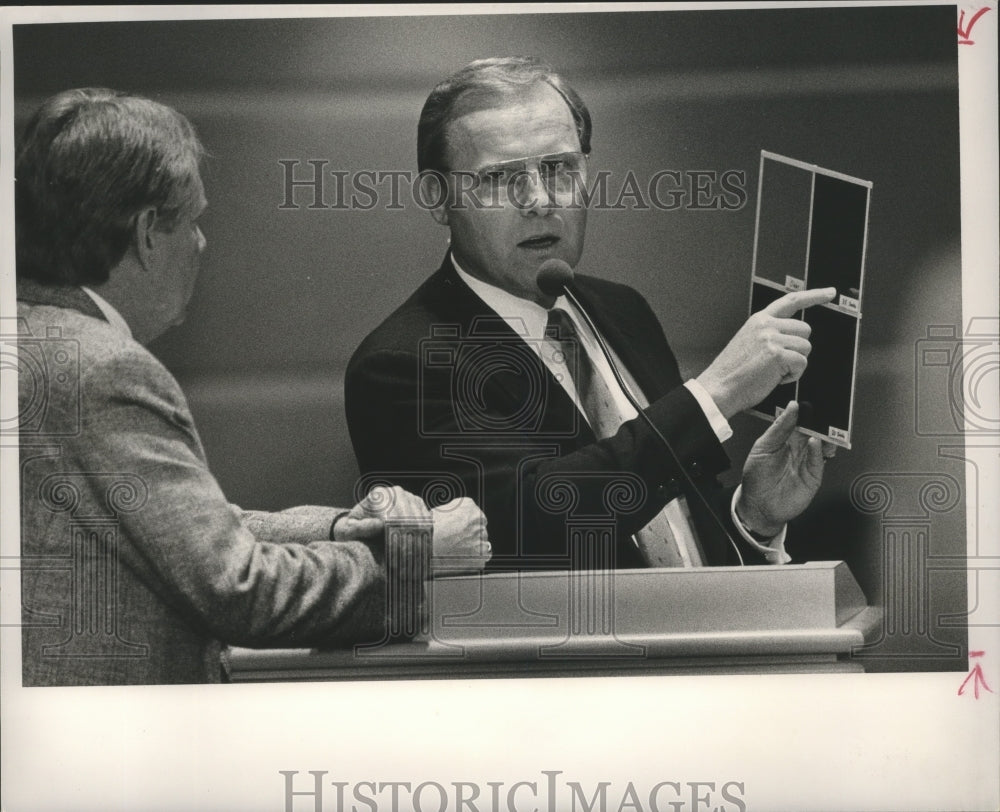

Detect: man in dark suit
[15, 88, 489, 685]
[346, 57, 835, 571]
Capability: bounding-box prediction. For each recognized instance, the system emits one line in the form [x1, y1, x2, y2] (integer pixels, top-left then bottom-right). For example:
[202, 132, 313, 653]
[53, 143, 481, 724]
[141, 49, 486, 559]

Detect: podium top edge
[437, 561, 848, 582]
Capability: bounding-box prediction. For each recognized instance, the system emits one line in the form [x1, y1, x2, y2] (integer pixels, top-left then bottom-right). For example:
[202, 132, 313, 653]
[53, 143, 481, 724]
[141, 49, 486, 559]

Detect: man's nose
[196, 225, 207, 253]
[516, 168, 555, 216]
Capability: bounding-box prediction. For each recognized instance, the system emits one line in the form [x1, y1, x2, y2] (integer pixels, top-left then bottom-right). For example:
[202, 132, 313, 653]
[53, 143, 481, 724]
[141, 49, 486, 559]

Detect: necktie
[545, 308, 620, 439]
[544, 308, 696, 568]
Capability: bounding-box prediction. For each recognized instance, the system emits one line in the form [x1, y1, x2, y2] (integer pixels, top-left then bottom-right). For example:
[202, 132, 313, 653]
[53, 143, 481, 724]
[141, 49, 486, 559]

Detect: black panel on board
[806, 174, 869, 301]
[797, 305, 859, 438]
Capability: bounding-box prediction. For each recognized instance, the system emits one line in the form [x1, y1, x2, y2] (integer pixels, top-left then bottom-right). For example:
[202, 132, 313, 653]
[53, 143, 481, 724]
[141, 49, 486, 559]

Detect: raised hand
[696, 287, 836, 418]
[737, 401, 836, 536]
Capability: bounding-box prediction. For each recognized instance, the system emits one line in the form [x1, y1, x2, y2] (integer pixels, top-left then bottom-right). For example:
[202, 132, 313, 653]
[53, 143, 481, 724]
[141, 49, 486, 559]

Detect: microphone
[536, 258, 575, 298]
[535, 259, 747, 565]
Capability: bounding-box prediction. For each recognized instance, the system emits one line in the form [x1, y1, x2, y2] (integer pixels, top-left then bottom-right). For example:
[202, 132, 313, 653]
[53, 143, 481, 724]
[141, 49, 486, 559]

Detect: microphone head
[536, 259, 575, 297]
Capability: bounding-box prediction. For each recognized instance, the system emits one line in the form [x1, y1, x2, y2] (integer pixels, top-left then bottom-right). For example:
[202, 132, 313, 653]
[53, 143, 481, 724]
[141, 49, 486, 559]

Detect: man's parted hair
[16, 88, 206, 286]
[417, 57, 592, 175]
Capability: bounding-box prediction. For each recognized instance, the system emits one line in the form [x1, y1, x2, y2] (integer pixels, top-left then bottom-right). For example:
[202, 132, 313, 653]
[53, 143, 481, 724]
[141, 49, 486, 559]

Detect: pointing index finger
[763, 287, 837, 318]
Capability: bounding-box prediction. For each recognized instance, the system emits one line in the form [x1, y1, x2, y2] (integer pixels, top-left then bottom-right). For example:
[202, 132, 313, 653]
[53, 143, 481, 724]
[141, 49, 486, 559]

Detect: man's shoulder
[18, 296, 101, 334]
[18, 298, 125, 369]
[349, 264, 657, 365]
[17, 298, 182, 406]
[19, 299, 155, 367]
[573, 272, 650, 309]
[349, 261, 470, 361]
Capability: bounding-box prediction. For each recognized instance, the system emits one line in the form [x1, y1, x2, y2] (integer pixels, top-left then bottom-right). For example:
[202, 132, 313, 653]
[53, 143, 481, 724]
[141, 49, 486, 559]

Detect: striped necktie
[545, 307, 620, 439]
[544, 307, 695, 568]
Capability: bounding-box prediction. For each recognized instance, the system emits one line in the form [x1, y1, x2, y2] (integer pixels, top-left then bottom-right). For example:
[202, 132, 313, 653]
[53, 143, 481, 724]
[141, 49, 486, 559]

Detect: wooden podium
[226, 561, 881, 681]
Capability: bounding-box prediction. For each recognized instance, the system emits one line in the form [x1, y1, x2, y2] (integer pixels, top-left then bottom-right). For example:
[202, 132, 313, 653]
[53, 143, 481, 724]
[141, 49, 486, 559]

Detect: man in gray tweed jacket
[15, 88, 490, 686]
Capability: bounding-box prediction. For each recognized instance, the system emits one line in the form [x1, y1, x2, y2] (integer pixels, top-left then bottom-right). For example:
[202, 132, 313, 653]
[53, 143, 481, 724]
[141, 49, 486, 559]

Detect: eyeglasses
[469, 151, 588, 206]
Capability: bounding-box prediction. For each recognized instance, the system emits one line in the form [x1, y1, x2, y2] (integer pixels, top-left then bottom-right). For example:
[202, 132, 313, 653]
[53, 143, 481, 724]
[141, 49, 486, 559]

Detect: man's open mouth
[518, 236, 559, 249]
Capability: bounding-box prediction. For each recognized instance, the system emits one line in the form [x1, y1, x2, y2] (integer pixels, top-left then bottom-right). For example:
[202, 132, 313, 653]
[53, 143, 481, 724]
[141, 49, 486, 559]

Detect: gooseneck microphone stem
[537, 259, 746, 566]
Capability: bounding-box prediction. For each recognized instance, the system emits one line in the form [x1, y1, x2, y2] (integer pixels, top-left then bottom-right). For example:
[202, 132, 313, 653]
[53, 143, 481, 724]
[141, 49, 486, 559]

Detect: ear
[133, 207, 160, 272]
[419, 173, 450, 227]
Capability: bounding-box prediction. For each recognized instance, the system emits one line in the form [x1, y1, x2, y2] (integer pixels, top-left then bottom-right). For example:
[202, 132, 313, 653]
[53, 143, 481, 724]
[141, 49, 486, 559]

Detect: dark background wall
[13, 6, 967, 671]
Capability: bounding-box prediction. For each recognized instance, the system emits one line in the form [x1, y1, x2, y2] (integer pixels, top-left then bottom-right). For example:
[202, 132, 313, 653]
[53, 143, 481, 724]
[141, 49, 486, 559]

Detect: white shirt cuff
[684, 379, 733, 442]
[731, 485, 791, 565]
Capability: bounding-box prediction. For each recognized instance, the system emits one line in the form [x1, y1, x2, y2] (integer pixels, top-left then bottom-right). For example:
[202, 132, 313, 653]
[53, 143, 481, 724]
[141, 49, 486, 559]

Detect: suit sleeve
[74, 350, 389, 648]
[628, 293, 770, 566]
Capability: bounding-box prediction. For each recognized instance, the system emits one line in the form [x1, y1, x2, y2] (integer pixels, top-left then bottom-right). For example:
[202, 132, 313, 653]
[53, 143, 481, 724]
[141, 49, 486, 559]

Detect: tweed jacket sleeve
[238, 506, 340, 544]
[70, 341, 389, 648]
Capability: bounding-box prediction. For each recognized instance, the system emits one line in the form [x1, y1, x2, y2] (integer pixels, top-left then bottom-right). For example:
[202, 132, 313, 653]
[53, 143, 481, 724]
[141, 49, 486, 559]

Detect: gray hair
[16, 87, 205, 286]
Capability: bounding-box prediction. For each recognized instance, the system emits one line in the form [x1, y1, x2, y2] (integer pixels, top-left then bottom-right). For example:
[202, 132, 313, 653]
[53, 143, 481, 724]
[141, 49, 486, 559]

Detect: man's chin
[165, 310, 187, 332]
[520, 249, 581, 278]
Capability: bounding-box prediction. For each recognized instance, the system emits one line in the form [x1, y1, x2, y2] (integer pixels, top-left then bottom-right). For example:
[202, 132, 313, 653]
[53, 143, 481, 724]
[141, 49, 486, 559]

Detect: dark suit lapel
[427, 256, 595, 441]
[16, 278, 107, 322]
[569, 279, 673, 401]
[423, 256, 497, 325]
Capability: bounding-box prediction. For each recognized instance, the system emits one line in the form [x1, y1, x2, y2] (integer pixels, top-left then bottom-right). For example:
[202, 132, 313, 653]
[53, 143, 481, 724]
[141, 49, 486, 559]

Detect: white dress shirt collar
[81, 286, 133, 339]
[451, 254, 567, 338]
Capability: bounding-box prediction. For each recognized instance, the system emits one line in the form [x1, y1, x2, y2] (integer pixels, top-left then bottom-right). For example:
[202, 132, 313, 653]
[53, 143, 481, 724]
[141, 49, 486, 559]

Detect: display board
[749, 150, 872, 449]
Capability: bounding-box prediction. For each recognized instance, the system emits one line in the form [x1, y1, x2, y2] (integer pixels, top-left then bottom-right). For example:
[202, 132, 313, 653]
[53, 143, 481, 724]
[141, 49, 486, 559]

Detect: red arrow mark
[957, 7, 991, 45]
